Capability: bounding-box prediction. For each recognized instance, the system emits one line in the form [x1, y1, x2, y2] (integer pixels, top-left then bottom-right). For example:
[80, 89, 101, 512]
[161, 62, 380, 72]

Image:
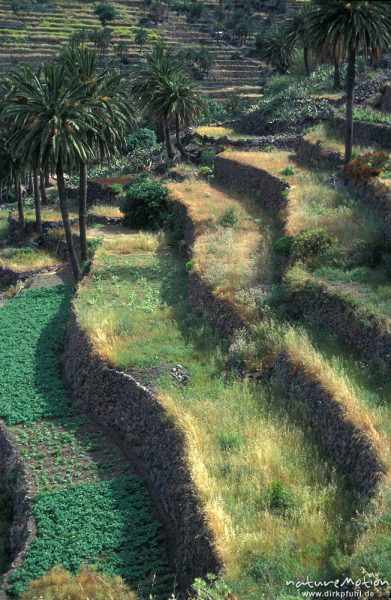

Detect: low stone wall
[0, 265, 54, 287]
[66, 181, 120, 205]
[267, 352, 385, 497]
[214, 155, 289, 218]
[287, 278, 391, 372]
[0, 421, 35, 594]
[63, 312, 221, 592]
[295, 137, 343, 168]
[333, 115, 391, 149]
[195, 132, 301, 150]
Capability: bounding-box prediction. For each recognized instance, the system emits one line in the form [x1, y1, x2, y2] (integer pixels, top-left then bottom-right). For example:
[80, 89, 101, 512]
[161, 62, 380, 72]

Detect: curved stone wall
[63, 312, 221, 592]
[295, 137, 343, 168]
[0, 421, 35, 594]
[333, 116, 391, 150]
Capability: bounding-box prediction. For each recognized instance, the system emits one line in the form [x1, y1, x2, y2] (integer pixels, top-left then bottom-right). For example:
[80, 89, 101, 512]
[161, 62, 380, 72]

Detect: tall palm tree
[1, 63, 95, 281]
[308, 0, 391, 164]
[284, 5, 313, 76]
[152, 70, 205, 159]
[132, 42, 180, 159]
[256, 26, 294, 74]
[60, 45, 137, 263]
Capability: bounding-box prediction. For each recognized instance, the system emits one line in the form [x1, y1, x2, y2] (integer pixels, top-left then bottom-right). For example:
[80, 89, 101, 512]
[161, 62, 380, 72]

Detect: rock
[381, 83, 391, 113]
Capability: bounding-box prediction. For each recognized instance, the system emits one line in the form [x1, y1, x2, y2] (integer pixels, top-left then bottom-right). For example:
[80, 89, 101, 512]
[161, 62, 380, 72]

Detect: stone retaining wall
[214, 155, 288, 217]
[0, 421, 35, 595]
[333, 115, 391, 149]
[287, 278, 391, 372]
[66, 181, 120, 205]
[195, 132, 301, 150]
[267, 352, 385, 497]
[0, 265, 54, 287]
[346, 178, 391, 245]
[63, 312, 221, 592]
[295, 137, 343, 168]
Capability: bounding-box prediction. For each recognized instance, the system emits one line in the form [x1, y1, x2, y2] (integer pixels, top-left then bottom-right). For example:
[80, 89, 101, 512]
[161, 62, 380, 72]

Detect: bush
[198, 166, 213, 180]
[121, 178, 169, 230]
[192, 574, 233, 600]
[280, 165, 295, 176]
[201, 149, 218, 167]
[126, 128, 157, 153]
[94, 2, 116, 25]
[21, 566, 138, 600]
[268, 479, 295, 517]
[291, 228, 339, 268]
[219, 207, 238, 228]
[345, 151, 391, 182]
[197, 98, 228, 125]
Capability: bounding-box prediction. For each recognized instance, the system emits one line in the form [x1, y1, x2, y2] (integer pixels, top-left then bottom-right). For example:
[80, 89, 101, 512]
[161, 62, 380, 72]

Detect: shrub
[291, 228, 339, 268]
[126, 128, 157, 153]
[94, 2, 116, 26]
[121, 178, 169, 230]
[201, 149, 218, 167]
[198, 166, 213, 180]
[197, 98, 228, 125]
[280, 165, 295, 176]
[273, 235, 293, 256]
[268, 479, 295, 517]
[345, 151, 391, 182]
[111, 183, 123, 194]
[218, 433, 244, 452]
[192, 574, 233, 600]
[21, 566, 138, 600]
[219, 207, 238, 228]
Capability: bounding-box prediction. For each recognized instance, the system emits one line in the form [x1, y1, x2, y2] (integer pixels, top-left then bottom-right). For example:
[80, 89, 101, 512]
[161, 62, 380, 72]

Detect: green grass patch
[0, 286, 73, 424]
[7, 477, 172, 598]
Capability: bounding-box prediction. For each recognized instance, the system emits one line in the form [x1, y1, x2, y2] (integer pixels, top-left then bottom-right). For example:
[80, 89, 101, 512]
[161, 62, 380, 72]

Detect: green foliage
[126, 128, 157, 153]
[0, 286, 73, 424]
[280, 165, 295, 176]
[268, 479, 295, 517]
[291, 228, 339, 268]
[197, 98, 228, 126]
[218, 433, 243, 453]
[198, 166, 213, 181]
[200, 149, 217, 167]
[219, 207, 238, 228]
[191, 574, 233, 600]
[8, 477, 172, 598]
[94, 2, 116, 26]
[111, 183, 123, 194]
[121, 179, 169, 230]
[350, 107, 391, 126]
[273, 235, 293, 256]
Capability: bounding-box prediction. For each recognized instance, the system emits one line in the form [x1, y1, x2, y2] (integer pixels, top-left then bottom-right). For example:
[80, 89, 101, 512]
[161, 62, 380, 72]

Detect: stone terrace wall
[295, 137, 343, 168]
[346, 178, 391, 245]
[288, 279, 391, 372]
[214, 155, 288, 217]
[268, 352, 385, 497]
[0, 265, 54, 287]
[0, 421, 35, 594]
[333, 115, 391, 150]
[66, 181, 120, 205]
[63, 312, 221, 592]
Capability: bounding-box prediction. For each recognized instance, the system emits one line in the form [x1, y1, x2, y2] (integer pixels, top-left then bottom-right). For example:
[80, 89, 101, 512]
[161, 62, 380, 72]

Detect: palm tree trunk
[79, 160, 88, 264]
[45, 165, 50, 187]
[33, 166, 42, 234]
[27, 171, 33, 195]
[15, 175, 25, 236]
[39, 171, 47, 205]
[175, 115, 188, 159]
[164, 117, 174, 159]
[56, 154, 81, 282]
[303, 47, 310, 76]
[345, 47, 356, 165]
[333, 58, 341, 90]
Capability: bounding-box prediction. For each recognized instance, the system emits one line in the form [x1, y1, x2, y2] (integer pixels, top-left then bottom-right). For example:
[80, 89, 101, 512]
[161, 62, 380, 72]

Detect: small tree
[256, 26, 294, 74]
[284, 5, 313, 76]
[94, 2, 116, 26]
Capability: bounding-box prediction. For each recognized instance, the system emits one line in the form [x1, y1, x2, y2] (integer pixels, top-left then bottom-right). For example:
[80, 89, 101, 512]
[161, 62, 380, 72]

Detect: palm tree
[152, 70, 205, 158]
[308, 0, 391, 164]
[1, 63, 95, 281]
[132, 42, 179, 159]
[134, 27, 149, 54]
[284, 5, 313, 76]
[60, 45, 137, 263]
[0, 130, 25, 235]
[256, 26, 294, 74]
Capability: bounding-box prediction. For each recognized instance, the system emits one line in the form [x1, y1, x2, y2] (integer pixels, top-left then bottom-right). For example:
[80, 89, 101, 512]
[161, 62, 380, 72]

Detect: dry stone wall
[333, 115, 391, 149]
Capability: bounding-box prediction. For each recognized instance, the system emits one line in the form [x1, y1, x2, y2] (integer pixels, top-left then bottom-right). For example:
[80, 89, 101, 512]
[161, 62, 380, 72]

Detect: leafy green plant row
[0, 286, 73, 424]
[7, 477, 173, 598]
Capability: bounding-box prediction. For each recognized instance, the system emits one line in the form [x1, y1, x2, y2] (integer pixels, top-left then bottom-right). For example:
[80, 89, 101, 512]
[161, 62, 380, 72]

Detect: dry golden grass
[168, 181, 270, 319]
[93, 229, 165, 256]
[304, 123, 374, 156]
[90, 205, 123, 218]
[21, 566, 138, 600]
[195, 126, 258, 140]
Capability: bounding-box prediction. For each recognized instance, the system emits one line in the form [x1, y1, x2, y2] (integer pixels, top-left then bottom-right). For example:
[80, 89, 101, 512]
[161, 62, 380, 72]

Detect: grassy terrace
[195, 126, 259, 140]
[303, 122, 381, 155]
[0, 246, 60, 271]
[0, 286, 172, 598]
[75, 221, 359, 598]
[168, 181, 276, 321]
